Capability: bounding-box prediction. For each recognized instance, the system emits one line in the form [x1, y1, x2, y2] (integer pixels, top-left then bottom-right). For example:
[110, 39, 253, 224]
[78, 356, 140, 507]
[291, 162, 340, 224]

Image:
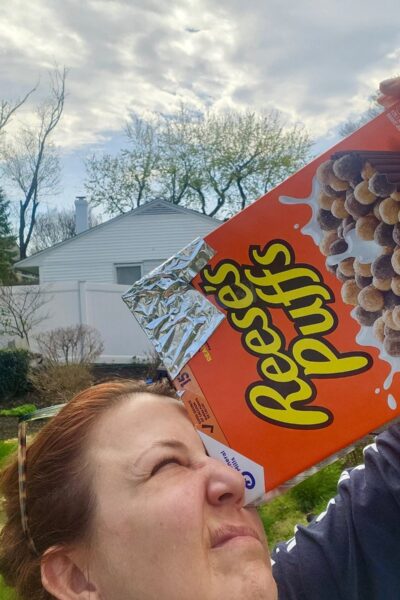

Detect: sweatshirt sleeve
[271, 423, 400, 600]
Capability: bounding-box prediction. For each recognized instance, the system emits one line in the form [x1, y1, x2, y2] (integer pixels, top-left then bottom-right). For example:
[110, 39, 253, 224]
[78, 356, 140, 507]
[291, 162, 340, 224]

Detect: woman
[2, 378, 400, 600]
[0, 379, 277, 600]
[2, 76, 400, 600]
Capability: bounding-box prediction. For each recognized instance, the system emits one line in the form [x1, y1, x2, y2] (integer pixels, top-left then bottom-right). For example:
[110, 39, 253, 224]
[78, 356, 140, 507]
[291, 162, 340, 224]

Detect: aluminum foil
[122, 237, 225, 378]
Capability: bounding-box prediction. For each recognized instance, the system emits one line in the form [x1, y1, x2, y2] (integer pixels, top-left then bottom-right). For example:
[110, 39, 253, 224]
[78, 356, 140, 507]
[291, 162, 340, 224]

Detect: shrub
[0, 349, 31, 401]
[35, 324, 104, 365]
[29, 363, 93, 404]
[0, 404, 36, 418]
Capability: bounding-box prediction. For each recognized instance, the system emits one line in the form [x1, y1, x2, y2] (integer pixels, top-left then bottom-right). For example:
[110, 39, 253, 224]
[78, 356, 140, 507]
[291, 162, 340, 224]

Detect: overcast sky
[1, 0, 400, 213]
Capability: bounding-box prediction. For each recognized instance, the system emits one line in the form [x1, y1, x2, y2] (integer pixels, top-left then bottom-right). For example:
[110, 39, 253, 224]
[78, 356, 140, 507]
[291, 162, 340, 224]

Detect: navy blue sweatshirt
[271, 424, 400, 600]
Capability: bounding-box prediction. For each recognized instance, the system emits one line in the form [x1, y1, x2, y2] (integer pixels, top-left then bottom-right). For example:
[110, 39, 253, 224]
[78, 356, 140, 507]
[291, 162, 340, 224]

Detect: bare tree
[0, 86, 36, 134]
[339, 93, 383, 137]
[2, 68, 67, 259]
[30, 206, 100, 253]
[35, 325, 104, 365]
[0, 285, 49, 347]
[30, 207, 75, 253]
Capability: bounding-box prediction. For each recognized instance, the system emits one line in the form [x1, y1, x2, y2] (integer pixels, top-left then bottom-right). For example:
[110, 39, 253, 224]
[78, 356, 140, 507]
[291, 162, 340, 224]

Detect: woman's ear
[41, 547, 99, 600]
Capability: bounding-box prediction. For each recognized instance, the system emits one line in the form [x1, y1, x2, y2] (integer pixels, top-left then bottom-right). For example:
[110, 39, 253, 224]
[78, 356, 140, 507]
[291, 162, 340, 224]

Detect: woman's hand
[378, 76, 400, 108]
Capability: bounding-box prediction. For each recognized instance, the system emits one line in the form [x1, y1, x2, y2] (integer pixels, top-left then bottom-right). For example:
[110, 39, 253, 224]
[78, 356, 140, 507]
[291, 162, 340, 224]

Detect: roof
[15, 199, 220, 269]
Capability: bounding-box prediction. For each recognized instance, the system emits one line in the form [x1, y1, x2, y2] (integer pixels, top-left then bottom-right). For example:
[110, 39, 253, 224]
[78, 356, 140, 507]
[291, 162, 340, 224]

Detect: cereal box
[123, 101, 400, 504]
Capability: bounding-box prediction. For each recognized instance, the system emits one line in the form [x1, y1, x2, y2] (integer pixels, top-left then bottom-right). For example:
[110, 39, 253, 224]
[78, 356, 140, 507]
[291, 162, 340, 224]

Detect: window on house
[115, 264, 142, 285]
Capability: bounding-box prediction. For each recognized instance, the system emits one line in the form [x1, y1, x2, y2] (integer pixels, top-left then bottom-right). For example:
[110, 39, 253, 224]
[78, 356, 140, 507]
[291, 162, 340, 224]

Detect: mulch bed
[91, 363, 150, 382]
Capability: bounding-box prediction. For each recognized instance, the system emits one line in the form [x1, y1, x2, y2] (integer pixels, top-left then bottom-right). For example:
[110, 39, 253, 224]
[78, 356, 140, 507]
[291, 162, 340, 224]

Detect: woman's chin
[212, 562, 277, 600]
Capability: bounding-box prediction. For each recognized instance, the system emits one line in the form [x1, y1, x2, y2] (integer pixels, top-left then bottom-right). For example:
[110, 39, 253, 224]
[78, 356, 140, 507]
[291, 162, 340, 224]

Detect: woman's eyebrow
[133, 439, 187, 465]
[152, 439, 187, 451]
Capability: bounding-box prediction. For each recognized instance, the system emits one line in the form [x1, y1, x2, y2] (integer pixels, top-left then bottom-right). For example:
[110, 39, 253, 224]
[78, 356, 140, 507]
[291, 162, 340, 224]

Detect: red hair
[0, 379, 176, 600]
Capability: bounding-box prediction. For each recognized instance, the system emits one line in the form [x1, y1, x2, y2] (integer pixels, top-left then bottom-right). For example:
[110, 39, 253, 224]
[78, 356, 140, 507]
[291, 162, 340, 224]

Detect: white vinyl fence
[0, 282, 153, 363]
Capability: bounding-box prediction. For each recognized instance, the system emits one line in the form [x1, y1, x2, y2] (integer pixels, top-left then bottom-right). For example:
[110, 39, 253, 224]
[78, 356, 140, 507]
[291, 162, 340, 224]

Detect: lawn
[0, 576, 16, 600]
[259, 457, 347, 547]
[0, 440, 18, 599]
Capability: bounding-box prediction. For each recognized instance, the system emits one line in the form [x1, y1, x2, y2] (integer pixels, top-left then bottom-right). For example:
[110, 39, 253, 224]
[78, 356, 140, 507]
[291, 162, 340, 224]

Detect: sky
[1, 0, 400, 216]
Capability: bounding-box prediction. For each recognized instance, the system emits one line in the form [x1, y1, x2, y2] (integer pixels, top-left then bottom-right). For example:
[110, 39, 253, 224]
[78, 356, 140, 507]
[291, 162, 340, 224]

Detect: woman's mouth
[210, 524, 261, 549]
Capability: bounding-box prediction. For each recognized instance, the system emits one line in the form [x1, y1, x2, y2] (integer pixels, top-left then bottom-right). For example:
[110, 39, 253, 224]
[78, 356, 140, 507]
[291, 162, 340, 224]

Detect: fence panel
[0, 282, 152, 363]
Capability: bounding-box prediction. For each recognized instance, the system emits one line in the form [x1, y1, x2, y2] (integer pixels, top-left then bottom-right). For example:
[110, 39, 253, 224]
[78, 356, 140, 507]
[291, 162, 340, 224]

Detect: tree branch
[0, 85, 37, 133]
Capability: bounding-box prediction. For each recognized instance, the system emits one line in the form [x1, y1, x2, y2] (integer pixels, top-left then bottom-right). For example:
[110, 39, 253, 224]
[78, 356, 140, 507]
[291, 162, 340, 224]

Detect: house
[16, 198, 220, 286]
[11, 198, 220, 362]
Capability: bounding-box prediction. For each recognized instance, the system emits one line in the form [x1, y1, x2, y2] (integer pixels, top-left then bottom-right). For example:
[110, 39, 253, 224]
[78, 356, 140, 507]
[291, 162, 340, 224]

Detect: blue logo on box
[242, 471, 256, 489]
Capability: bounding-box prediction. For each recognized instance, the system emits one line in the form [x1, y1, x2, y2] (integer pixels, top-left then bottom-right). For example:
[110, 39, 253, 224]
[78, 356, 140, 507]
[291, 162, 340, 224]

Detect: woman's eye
[151, 457, 182, 476]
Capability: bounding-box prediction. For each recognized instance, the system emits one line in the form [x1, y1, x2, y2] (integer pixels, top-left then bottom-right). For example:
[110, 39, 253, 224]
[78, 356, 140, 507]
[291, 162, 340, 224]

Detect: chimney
[75, 196, 89, 234]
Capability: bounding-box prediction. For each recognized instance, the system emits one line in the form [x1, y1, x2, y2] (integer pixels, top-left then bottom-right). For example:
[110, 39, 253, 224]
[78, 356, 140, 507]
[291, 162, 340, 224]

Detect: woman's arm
[378, 76, 400, 108]
[272, 424, 400, 600]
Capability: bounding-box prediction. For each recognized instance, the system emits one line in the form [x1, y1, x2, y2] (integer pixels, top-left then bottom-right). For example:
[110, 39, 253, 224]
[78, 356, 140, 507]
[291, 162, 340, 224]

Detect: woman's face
[83, 393, 277, 600]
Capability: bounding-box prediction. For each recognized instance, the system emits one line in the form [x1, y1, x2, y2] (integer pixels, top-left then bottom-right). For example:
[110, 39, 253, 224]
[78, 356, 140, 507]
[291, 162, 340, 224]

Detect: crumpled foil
[122, 237, 225, 379]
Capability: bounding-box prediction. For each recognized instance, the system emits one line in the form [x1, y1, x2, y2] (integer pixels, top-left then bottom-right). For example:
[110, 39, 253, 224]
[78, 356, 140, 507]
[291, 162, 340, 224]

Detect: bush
[29, 363, 93, 404]
[0, 404, 36, 418]
[0, 349, 31, 401]
[35, 324, 104, 365]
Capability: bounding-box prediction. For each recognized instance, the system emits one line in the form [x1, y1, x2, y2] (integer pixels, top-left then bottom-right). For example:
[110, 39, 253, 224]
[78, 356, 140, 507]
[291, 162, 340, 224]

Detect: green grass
[0, 576, 16, 600]
[0, 441, 19, 599]
[259, 458, 346, 548]
[0, 440, 17, 469]
[259, 491, 307, 547]
[0, 439, 18, 531]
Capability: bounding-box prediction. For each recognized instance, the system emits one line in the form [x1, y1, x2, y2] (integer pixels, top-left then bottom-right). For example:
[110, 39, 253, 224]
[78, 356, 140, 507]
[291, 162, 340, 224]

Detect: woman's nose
[205, 457, 245, 507]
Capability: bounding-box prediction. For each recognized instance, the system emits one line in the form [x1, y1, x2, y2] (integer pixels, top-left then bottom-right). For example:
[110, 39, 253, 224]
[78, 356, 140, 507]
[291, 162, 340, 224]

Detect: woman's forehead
[88, 393, 198, 455]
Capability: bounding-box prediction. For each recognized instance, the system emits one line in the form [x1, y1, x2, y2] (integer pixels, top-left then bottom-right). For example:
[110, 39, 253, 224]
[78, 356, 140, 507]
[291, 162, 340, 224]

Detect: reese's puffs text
[200, 240, 372, 430]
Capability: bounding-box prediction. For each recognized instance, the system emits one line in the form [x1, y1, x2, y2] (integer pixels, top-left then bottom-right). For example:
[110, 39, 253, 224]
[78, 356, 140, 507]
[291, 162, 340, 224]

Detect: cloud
[205, 0, 400, 133]
[0, 0, 400, 152]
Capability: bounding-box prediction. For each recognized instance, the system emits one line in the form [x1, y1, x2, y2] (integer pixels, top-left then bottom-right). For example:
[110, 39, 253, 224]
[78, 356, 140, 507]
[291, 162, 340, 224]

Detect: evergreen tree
[0, 188, 16, 284]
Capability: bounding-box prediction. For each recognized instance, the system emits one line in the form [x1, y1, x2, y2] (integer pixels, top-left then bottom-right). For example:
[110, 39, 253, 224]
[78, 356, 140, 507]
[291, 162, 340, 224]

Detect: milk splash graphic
[279, 178, 399, 410]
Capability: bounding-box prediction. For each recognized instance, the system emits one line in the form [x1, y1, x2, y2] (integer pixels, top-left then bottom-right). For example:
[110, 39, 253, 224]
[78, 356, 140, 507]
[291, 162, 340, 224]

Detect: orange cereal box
[123, 101, 400, 504]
